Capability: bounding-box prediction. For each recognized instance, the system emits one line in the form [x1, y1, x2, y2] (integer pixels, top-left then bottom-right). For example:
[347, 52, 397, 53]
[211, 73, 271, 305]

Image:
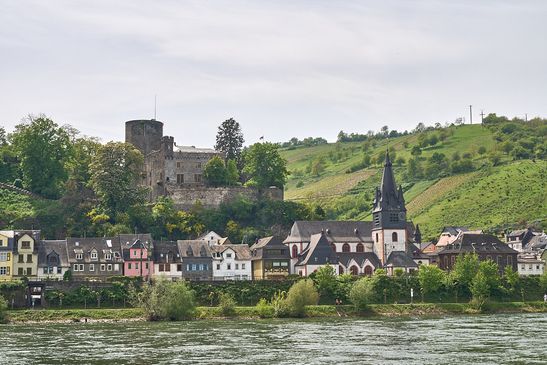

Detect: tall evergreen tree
[215, 118, 244, 161]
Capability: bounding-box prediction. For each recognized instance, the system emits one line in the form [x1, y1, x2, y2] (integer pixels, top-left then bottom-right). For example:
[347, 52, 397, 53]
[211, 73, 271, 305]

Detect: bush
[270, 290, 289, 318]
[218, 292, 237, 317]
[349, 277, 375, 310]
[284, 279, 319, 317]
[0, 294, 7, 323]
[132, 279, 196, 321]
[255, 298, 274, 318]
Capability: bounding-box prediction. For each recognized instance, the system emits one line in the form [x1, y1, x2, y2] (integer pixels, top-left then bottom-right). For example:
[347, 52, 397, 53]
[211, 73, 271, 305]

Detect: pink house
[123, 239, 153, 278]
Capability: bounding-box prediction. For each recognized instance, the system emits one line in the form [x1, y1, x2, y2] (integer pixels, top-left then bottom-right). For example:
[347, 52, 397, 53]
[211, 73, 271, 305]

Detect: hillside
[281, 124, 547, 240]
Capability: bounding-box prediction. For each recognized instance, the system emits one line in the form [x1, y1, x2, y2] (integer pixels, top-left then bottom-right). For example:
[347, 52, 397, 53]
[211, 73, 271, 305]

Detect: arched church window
[292, 245, 298, 258]
[350, 266, 359, 275]
[364, 266, 373, 276]
[342, 243, 350, 253]
[356, 243, 364, 253]
[392, 232, 398, 242]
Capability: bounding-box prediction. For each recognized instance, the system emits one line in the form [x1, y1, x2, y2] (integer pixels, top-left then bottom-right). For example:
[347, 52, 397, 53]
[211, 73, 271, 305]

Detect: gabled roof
[385, 251, 418, 268]
[174, 145, 220, 154]
[250, 236, 289, 260]
[525, 234, 547, 250]
[284, 221, 373, 244]
[437, 233, 517, 255]
[66, 237, 123, 262]
[211, 244, 251, 260]
[336, 252, 381, 268]
[177, 240, 212, 258]
[152, 241, 180, 262]
[296, 233, 338, 266]
[37, 240, 69, 267]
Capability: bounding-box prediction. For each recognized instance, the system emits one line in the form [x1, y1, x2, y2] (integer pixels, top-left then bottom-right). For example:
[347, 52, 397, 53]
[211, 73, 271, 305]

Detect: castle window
[177, 174, 184, 184]
[196, 162, 202, 169]
[177, 162, 182, 169]
[390, 213, 399, 222]
[356, 243, 364, 253]
[194, 174, 202, 183]
[342, 243, 350, 253]
[392, 232, 398, 242]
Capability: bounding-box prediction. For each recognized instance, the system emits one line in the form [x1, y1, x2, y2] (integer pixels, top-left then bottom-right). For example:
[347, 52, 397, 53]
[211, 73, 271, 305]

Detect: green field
[281, 124, 547, 240]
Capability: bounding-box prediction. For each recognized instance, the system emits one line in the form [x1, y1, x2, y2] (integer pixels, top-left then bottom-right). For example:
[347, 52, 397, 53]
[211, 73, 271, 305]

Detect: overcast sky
[1, 0, 546, 147]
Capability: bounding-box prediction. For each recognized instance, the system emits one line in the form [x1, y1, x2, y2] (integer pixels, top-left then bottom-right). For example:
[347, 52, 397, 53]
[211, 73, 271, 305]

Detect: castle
[125, 119, 283, 209]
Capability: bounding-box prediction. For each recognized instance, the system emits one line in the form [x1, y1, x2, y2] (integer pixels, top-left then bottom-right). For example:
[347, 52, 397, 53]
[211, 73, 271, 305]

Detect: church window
[375, 233, 379, 242]
[392, 232, 398, 242]
[339, 266, 344, 274]
[350, 266, 359, 275]
[356, 243, 364, 253]
[342, 243, 350, 253]
[364, 266, 373, 276]
[177, 174, 184, 184]
[390, 213, 399, 222]
[292, 245, 298, 258]
[373, 214, 380, 227]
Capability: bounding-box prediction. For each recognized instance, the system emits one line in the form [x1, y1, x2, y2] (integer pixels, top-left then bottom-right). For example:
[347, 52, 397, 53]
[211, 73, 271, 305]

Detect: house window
[135, 263, 139, 270]
[128, 263, 132, 270]
[227, 264, 231, 270]
[194, 174, 202, 183]
[356, 243, 364, 253]
[26, 268, 32, 276]
[18, 268, 23, 276]
[158, 264, 165, 272]
[392, 232, 398, 242]
[0, 267, 7, 275]
[76, 253, 83, 260]
[226, 253, 232, 258]
[216, 264, 221, 270]
[0, 239, 4, 246]
[292, 245, 298, 258]
[0, 252, 9, 261]
[91, 251, 98, 260]
[100, 264, 106, 271]
[242, 263, 246, 270]
[342, 243, 350, 253]
[21, 241, 31, 249]
[25, 254, 32, 263]
[114, 264, 120, 271]
[89, 264, 95, 271]
[107, 264, 112, 271]
[235, 264, 239, 270]
[497, 256, 502, 266]
[18, 254, 24, 263]
[57, 267, 62, 274]
[177, 264, 182, 271]
[177, 174, 184, 184]
[73, 264, 79, 271]
[507, 256, 513, 266]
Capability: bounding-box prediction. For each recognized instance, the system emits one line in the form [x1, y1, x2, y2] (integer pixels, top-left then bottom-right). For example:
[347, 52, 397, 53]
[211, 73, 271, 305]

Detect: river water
[1, 313, 546, 364]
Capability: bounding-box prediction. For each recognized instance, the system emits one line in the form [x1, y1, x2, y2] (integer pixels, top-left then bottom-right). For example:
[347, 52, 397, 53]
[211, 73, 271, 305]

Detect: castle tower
[372, 151, 408, 265]
[125, 119, 164, 156]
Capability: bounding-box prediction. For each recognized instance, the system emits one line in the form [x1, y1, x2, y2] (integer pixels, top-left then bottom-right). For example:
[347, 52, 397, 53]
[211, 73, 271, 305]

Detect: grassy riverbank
[5, 301, 547, 323]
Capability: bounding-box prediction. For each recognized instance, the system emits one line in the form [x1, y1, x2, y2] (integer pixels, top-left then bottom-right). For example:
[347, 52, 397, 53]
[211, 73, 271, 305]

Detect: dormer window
[91, 250, 98, 260]
[21, 240, 31, 249]
[226, 253, 232, 258]
[105, 253, 112, 260]
[76, 253, 83, 260]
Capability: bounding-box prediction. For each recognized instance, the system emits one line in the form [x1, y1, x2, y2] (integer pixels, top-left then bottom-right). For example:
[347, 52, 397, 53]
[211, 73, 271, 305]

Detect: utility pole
[469, 105, 473, 124]
[525, 113, 528, 122]
[480, 110, 485, 124]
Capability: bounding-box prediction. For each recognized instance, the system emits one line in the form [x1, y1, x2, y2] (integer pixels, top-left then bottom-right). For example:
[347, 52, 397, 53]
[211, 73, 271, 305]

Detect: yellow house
[12, 231, 39, 278]
[0, 232, 13, 281]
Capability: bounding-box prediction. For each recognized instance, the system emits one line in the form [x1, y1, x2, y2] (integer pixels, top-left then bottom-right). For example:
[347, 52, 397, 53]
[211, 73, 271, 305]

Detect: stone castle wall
[167, 185, 284, 210]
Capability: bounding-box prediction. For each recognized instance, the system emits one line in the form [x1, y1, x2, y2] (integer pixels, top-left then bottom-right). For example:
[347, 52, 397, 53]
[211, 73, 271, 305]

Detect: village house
[66, 237, 124, 281]
[517, 254, 545, 276]
[284, 152, 422, 277]
[152, 241, 182, 280]
[506, 228, 539, 252]
[250, 236, 291, 280]
[0, 231, 13, 281]
[11, 230, 40, 279]
[198, 231, 229, 246]
[435, 226, 483, 249]
[121, 234, 153, 279]
[177, 240, 213, 281]
[211, 244, 252, 280]
[37, 240, 70, 280]
[437, 232, 518, 274]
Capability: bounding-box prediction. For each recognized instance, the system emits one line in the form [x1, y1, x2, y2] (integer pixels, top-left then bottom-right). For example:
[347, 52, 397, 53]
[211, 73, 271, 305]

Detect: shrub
[0, 294, 7, 323]
[270, 290, 289, 318]
[255, 298, 274, 318]
[349, 277, 375, 310]
[132, 279, 196, 321]
[284, 279, 319, 317]
[218, 292, 237, 317]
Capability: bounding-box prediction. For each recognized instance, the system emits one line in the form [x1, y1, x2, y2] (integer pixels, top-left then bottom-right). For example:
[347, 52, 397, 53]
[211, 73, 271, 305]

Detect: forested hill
[280, 116, 547, 241]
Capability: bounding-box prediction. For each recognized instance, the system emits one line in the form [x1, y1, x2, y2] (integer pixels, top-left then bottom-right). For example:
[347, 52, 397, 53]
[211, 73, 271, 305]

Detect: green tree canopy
[9, 115, 72, 198]
[203, 156, 227, 187]
[89, 142, 147, 214]
[243, 142, 288, 189]
[215, 118, 244, 162]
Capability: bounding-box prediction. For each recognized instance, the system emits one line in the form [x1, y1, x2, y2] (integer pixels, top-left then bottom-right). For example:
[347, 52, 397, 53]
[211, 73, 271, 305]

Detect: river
[1, 313, 546, 364]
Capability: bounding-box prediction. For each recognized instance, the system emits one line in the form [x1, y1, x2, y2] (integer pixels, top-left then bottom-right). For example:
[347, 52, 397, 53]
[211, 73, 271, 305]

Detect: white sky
[1, 0, 546, 146]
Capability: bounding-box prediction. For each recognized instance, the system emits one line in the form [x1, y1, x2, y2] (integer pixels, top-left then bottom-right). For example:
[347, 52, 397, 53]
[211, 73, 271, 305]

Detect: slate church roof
[295, 233, 338, 266]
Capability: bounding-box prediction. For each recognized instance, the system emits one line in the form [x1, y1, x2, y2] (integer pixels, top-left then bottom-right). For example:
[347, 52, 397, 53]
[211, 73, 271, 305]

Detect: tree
[311, 157, 326, 176]
[502, 266, 520, 298]
[314, 265, 338, 299]
[418, 265, 446, 302]
[243, 142, 288, 189]
[9, 115, 72, 198]
[89, 142, 147, 214]
[411, 145, 422, 156]
[225, 159, 239, 185]
[349, 277, 375, 310]
[450, 253, 479, 300]
[203, 156, 227, 187]
[215, 118, 244, 162]
[478, 146, 487, 155]
[132, 278, 196, 321]
[284, 279, 319, 317]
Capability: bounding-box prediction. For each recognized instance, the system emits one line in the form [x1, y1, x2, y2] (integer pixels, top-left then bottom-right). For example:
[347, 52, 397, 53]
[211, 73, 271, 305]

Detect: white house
[211, 245, 252, 280]
[518, 256, 545, 276]
[37, 240, 70, 280]
[198, 231, 231, 246]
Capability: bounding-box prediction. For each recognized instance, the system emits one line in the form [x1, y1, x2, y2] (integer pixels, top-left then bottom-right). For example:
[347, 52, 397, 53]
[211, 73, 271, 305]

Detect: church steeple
[372, 150, 406, 229]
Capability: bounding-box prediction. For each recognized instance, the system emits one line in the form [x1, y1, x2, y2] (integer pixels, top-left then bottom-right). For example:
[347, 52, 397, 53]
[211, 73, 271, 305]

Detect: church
[283, 151, 427, 276]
